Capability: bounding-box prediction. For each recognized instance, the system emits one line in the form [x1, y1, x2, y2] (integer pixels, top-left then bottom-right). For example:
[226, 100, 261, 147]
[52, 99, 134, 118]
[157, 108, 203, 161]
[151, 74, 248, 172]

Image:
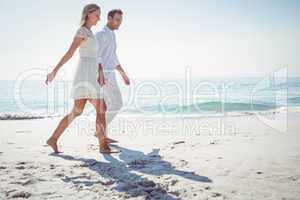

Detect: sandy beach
[1, 0, 300, 199]
[0, 113, 300, 200]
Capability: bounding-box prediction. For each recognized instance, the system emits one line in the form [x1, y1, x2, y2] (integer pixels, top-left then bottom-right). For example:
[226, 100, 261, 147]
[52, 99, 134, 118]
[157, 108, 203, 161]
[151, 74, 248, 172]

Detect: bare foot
[99, 140, 120, 154]
[107, 138, 118, 143]
[94, 132, 118, 143]
[46, 138, 59, 153]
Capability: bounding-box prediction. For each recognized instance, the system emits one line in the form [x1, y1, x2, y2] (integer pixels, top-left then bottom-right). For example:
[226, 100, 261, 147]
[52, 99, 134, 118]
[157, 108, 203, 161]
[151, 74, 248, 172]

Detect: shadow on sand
[50, 145, 212, 199]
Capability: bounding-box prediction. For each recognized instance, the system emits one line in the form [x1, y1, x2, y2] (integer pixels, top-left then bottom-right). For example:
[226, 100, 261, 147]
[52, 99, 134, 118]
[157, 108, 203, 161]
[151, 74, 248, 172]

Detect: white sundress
[71, 26, 103, 99]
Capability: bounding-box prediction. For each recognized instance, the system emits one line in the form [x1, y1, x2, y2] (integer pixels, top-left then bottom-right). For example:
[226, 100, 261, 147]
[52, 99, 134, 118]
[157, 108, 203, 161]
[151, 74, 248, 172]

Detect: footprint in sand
[178, 159, 188, 167]
[37, 178, 47, 182]
[204, 186, 211, 190]
[22, 179, 36, 186]
[50, 164, 62, 170]
[170, 179, 178, 186]
[169, 190, 180, 197]
[41, 192, 55, 196]
[4, 190, 17, 198]
[54, 173, 65, 178]
[173, 141, 185, 145]
[290, 175, 300, 181]
[10, 191, 32, 199]
[16, 161, 27, 165]
[87, 144, 98, 151]
[211, 192, 222, 197]
[101, 180, 115, 186]
[127, 159, 153, 169]
[15, 166, 26, 170]
[210, 140, 220, 145]
[72, 163, 86, 168]
[15, 161, 27, 170]
[168, 141, 186, 150]
[28, 165, 39, 169]
[22, 172, 32, 176]
[117, 180, 173, 199]
[10, 179, 36, 186]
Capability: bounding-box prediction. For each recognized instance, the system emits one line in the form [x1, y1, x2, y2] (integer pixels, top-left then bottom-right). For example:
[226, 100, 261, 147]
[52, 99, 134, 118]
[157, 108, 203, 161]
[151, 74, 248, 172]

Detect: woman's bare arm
[46, 36, 85, 85]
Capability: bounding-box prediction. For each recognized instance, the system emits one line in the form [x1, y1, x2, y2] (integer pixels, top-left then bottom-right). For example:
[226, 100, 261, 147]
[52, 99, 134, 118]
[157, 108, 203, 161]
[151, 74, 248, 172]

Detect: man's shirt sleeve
[95, 32, 105, 65]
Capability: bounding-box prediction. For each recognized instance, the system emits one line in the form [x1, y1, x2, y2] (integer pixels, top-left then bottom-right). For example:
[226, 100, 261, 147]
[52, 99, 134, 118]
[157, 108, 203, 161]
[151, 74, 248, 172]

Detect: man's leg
[93, 77, 123, 141]
[103, 77, 123, 125]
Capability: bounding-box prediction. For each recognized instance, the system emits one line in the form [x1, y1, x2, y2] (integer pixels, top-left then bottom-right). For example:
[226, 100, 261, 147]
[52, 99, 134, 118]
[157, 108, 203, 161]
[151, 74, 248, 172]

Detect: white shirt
[95, 26, 120, 72]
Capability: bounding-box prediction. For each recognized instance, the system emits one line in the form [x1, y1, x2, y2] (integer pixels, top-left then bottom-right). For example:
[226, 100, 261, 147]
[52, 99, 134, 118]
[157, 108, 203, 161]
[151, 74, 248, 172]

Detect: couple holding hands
[46, 4, 129, 154]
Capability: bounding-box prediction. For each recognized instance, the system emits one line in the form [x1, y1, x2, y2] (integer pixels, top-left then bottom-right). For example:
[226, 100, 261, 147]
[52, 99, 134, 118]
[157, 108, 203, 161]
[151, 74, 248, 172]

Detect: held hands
[97, 73, 106, 87]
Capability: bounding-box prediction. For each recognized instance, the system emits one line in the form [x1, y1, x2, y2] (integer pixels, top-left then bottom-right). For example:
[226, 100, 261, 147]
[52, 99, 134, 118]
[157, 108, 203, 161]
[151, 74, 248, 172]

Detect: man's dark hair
[108, 9, 123, 19]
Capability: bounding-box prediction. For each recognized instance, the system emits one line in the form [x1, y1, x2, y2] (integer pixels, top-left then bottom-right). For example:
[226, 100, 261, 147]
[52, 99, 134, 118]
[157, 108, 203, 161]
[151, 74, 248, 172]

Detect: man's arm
[95, 32, 105, 68]
[116, 64, 130, 85]
[95, 32, 106, 86]
[113, 47, 130, 85]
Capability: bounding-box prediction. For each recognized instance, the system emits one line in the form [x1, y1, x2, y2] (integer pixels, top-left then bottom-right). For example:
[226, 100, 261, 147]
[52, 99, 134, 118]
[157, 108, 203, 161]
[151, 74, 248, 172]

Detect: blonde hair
[80, 4, 100, 26]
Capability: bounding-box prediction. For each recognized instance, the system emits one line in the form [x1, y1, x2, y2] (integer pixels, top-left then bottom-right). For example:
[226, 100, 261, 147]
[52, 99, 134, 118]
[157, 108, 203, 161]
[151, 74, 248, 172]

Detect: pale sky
[0, 0, 299, 80]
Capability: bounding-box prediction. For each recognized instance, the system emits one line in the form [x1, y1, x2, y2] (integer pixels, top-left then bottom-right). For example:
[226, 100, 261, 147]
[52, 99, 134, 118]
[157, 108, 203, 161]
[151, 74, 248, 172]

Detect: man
[95, 9, 130, 142]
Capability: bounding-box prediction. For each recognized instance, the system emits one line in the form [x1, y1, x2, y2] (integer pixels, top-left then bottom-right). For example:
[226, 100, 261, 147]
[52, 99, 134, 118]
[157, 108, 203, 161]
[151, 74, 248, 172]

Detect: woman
[45, 4, 117, 154]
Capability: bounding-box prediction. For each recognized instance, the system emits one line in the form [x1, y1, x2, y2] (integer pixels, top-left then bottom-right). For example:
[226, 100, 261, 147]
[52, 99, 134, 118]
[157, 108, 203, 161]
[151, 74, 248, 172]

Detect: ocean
[1, 77, 300, 120]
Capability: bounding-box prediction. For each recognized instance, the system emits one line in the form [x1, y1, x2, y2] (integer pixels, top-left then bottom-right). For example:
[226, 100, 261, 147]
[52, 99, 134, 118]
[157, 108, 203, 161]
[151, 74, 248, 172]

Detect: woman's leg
[90, 99, 118, 143]
[89, 99, 117, 153]
[47, 99, 87, 153]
